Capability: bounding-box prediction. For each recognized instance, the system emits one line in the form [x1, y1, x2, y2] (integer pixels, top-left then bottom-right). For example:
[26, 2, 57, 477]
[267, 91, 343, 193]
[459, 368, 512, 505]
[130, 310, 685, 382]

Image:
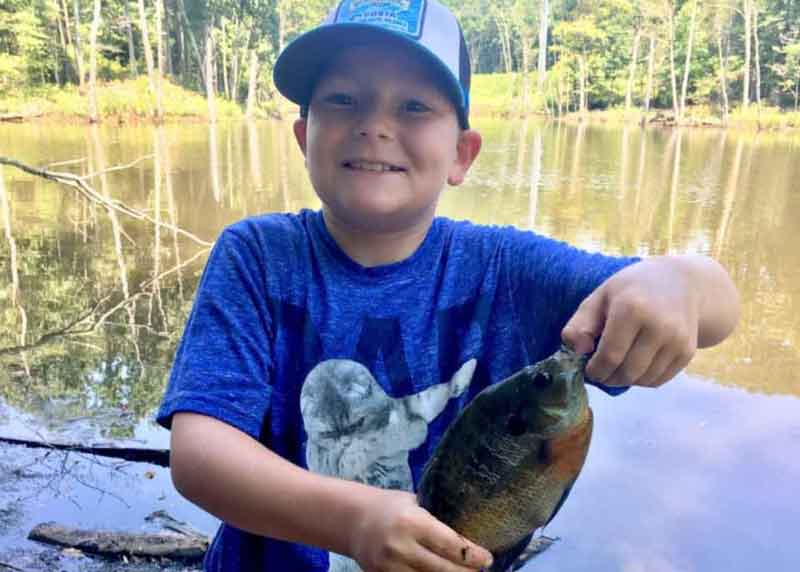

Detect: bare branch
[0, 156, 213, 247]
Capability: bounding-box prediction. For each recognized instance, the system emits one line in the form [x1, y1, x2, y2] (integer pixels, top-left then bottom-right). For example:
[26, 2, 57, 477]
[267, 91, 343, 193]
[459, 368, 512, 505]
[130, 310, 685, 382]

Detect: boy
[158, 1, 740, 571]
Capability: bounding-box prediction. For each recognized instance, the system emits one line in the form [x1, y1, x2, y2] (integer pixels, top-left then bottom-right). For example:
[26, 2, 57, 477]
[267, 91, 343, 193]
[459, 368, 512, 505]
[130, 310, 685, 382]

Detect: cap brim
[273, 23, 467, 127]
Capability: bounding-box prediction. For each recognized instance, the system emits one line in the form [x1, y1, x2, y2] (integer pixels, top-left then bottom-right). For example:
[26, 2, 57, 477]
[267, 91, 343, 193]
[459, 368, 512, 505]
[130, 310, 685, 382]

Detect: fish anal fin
[490, 535, 531, 572]
[510, 535, 560, 571]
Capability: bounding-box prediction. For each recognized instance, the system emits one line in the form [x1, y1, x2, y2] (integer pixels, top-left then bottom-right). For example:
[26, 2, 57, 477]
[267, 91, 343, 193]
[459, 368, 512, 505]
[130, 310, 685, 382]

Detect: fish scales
[417, 347, 593, 572]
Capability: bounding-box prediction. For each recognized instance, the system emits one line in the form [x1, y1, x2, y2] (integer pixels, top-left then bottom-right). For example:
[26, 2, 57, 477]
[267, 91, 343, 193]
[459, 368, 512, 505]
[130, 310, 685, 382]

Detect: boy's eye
[403, 100, 431, 113]
[323, 93, 354, 106]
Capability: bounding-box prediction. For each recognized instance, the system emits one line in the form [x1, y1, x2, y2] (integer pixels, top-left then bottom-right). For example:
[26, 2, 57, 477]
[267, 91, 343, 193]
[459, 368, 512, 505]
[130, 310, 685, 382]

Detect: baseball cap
[273, 0, 471, 129]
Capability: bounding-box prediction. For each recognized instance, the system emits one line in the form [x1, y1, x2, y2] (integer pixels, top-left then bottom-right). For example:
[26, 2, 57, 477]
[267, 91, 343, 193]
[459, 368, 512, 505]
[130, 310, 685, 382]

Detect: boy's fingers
[604, 328, 660, 386]
[562, 289, 606, 355]
[635, 347, 674, 388]
[587, 303, 640, 384]
[418, 527, 493, 570]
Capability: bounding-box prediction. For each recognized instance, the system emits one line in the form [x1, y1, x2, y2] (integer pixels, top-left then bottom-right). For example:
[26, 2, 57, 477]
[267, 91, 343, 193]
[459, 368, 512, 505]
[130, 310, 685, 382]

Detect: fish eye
[507, 413, 527, 437]
[533, 372, 551, 388]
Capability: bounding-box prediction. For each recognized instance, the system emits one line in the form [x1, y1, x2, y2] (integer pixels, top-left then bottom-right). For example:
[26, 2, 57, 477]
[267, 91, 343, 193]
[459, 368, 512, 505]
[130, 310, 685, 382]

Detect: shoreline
[3, 108, 797, 133]
[1, 79, 798, 132]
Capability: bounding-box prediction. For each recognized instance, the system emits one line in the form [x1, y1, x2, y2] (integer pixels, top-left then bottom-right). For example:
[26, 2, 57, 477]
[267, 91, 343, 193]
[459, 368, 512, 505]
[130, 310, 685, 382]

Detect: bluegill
[417, 346, 593, 572]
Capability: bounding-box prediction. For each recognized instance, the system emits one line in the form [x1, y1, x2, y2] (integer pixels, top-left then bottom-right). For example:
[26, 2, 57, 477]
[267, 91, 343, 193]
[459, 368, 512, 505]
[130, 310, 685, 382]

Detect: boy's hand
[561, 257, 701, 388]
[349, 489, 493, 572]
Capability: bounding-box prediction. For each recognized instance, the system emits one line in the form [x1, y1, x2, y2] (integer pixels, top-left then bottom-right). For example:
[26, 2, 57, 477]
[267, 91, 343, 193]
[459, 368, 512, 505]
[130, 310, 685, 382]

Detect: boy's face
[293, 42, 481, 234]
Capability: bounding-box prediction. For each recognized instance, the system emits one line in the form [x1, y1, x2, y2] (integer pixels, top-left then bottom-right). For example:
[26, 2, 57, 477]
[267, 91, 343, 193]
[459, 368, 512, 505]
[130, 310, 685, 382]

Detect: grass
[2, 73, 798, 131]
[469, 72, 800, 131]
[0, 77, 277, 122]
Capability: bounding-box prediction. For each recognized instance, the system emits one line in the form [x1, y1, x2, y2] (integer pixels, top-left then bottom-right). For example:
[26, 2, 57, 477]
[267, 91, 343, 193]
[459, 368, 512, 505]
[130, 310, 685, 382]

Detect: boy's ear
[447, 129, 482, 186]
[293, 118, 308, 157]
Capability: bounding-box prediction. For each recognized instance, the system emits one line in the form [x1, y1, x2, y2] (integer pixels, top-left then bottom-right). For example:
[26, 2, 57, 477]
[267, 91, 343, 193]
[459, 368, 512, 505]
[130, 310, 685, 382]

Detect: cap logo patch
[335, 0, 426, 39]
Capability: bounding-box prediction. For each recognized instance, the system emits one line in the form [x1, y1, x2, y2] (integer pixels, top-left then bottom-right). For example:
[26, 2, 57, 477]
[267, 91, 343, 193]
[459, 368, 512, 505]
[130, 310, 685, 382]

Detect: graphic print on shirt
[300, 358, 477, 572]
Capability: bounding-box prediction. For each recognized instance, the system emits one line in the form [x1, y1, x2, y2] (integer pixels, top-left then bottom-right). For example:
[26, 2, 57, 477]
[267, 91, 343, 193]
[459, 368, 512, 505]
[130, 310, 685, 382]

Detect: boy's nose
[354, 106, 393, 140]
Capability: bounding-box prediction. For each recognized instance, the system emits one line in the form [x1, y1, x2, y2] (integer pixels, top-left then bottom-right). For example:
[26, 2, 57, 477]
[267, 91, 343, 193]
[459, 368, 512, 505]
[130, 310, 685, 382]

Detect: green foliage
[1, 77, 243, 120]
[1, 0, 800, 118]
[0, 53, 25, 95]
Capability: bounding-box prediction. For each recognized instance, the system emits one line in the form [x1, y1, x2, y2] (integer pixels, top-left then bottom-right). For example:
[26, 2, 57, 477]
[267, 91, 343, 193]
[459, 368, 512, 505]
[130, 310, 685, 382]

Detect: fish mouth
[341, 159, 407, 173]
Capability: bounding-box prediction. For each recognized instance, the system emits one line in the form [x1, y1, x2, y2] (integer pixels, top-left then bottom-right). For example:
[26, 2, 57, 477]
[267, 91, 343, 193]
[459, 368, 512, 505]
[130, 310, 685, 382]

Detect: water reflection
[0, 118, 798, 568]
[1, 120, 799, 403]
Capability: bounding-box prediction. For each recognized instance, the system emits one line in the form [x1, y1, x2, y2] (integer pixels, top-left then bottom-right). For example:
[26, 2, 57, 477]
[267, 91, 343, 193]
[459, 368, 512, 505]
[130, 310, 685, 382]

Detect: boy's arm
[170, 412, 493, 572]
[562, 255, 740, 388]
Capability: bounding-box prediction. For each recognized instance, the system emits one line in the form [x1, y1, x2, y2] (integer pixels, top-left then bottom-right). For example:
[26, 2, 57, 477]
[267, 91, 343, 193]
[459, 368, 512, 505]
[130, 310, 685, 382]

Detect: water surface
[1, 119, 798, 571]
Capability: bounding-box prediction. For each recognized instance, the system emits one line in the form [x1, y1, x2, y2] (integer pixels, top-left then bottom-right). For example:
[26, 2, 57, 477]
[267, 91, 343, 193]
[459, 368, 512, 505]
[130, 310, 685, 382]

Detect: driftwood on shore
[0, 436, 170, 467]
[28, 521, 209, 562]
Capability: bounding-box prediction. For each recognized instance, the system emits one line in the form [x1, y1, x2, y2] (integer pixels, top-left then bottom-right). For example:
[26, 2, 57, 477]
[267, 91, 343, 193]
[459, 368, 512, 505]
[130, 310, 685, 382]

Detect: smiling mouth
[342, 160, 406, 173]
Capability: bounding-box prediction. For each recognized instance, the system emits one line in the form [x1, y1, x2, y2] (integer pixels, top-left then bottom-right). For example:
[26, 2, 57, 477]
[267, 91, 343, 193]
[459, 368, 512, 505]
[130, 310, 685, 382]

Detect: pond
[1, 118, 799, 571]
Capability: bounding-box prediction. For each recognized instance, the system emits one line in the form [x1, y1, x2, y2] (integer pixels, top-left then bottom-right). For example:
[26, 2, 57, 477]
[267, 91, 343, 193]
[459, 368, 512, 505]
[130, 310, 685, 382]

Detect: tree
[553, 16, 604, 113]
[88, 0, 101, 122]
[679, 0, 699, 120]
[538, 0, 550, 91]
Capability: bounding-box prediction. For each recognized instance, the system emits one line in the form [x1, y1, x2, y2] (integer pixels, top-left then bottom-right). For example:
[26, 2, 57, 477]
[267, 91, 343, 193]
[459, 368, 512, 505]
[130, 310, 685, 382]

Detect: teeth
[347, 161, 401, 172]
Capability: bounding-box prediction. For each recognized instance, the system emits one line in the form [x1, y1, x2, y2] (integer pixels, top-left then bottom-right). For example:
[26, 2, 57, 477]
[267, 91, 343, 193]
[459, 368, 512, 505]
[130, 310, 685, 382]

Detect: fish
[417, 345, 593, 572]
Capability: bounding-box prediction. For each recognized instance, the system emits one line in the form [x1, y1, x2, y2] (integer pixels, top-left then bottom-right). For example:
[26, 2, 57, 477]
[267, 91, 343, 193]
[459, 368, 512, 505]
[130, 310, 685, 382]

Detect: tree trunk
[278, 5, 286, 52]
[521, 35, 531, 112]
[123, 0, 138, 77]
[537, 0, 549, 91]
[55, 10, 68, 85]
[178, 22, 186, 79]
[205, 23, 217, 124]
[644, 35, 656, 114]
[88, 0, 101, 123]
[176, 0, 205, 86]
[716, 21, 729, 124]
[153, 0, 165, 121]
[743, 0, 752, 107]
[138, 0, 155, 82]
[679, 0, 698, 120]
[495, 15, 512, 73]
[222, 45, 230, 100]
[231, 46, 240, 103]
[626, 28, 642, 113]
[164, 0, 174, 76]
[578, 53, 587, 114]
[246, 47, 259, 119]
[138, 0, 162, 120]
[60, 0, 74, 55]
[72, 0, 86, 92]
[667, 4, 679, 118]
[752, 4, 761, 106]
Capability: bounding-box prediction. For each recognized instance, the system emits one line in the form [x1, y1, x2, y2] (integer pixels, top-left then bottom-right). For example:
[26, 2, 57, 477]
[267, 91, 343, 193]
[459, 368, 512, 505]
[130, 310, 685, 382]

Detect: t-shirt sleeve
[156, 225, 273, 438]
[501, 228, 640, 395]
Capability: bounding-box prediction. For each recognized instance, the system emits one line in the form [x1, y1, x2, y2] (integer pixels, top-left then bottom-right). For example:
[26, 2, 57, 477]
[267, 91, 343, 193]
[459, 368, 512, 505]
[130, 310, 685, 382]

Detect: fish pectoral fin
[509, 535, 560, 571]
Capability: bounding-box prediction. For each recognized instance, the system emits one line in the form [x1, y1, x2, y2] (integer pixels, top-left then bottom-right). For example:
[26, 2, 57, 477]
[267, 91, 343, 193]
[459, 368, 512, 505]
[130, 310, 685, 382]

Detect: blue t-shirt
[157, 209, 636, 572]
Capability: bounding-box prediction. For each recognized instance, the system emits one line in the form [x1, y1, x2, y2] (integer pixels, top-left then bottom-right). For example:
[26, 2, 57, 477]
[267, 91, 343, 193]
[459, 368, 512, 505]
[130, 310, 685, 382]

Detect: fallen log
[0, 436, 169, 467]
[0, 112, 43, 122]
[28, 522, 208, 561]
